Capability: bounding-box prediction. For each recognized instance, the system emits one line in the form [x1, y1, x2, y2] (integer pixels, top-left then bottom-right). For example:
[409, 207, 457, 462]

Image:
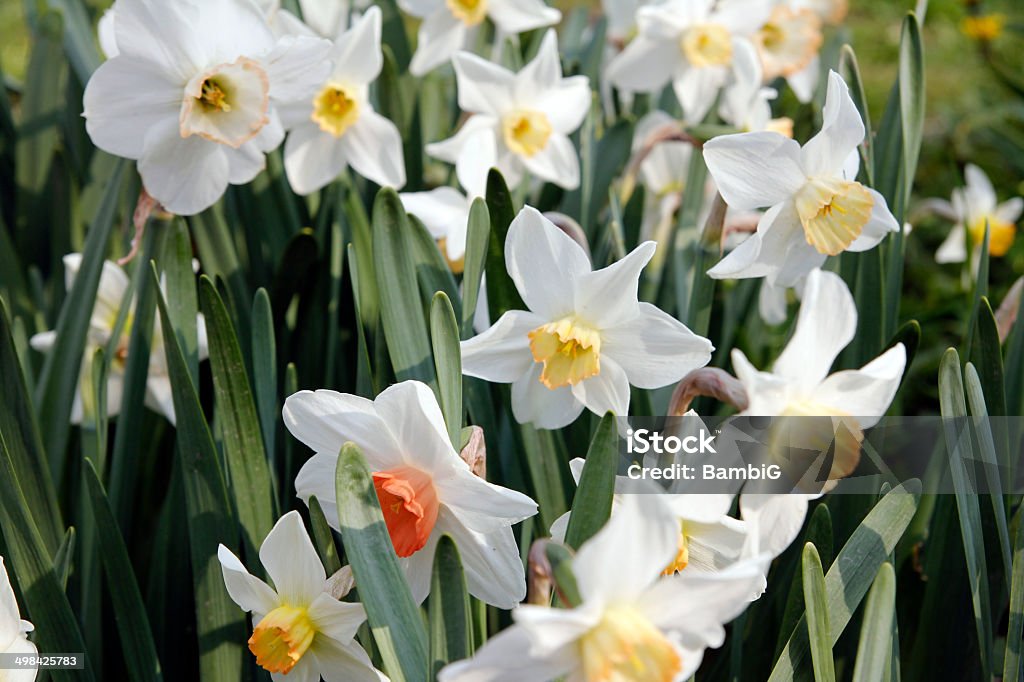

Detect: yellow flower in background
[961, 13, 1005, 41]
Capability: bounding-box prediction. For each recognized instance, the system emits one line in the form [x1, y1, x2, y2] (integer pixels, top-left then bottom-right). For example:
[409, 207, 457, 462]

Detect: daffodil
[29, 254, 208, 426]
[426, 30, 591, 191]
[461, 206, 713, 429]
[1, 557, 37, 682]
[551, 458, 748, 575]
[439, 495, 767, 682]
[399, 160, 485, 271]
[83, 0, 332, 215]
[719, 40, 793, 134]
[283, 381, 538, 609]
[935, 164, 1021, 264]
[731, 269, 906, 557]
[753, 3, 823, 102]
[704, 71, 899, 288]
[218, 512, 385, 681]
[279, 7, 406, 195]
[605, 0, 770, 124]
[400, 0, 560, 76]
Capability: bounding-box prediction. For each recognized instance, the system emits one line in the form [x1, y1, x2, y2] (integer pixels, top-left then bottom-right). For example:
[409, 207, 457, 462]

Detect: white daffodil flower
[732, 269, 906, 558]
[280, 7, 406, 195]
[550, 458, 748, 576]
[753, 4, 823, 103]
[399, 159, 486, 270]
[29, 254, 208, 426]
[426, 30, 591, 191]
[704, 71, 899, 288]
[400, 0, 560, 76]
[606, 0, 770, 124]
[631, 111, 693, 243]
[283, 381, 538, 609]
[461, 206, 713, 430]
[218, 512, 385, 681]
[1, 557, 37, 682]
[439, 494, 767, 682]
[792, 0, 848, 26]
[719, 40, 792, 136]
[934, 164, 1021, 264]
[83, 0, 332, 216]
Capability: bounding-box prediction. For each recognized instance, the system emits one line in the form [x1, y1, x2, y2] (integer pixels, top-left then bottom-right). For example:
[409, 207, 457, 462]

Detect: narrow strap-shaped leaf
[852, 562, 896, 682]
[410, 215, 461, 318]
[776, 504, 833, 657]
[199, 277, 277, 562]
[545, 542, 581, 608]
[335, 442, 429, 682]
[251, 288, 278, 473]
[428, 535, 472, 677]
[802, 543, 835, 682]
[83, 460, 163, 682]
[1004, 506, 1024, 682]
[564, 414, 617, 550]
[969, 298, 1007, 417]
[430, 292, 463, 450]
[484, 170, 525, 319]
[460, 199, 490, 338]
[307, 496, 341, 575]
[152, 266, 245, 682]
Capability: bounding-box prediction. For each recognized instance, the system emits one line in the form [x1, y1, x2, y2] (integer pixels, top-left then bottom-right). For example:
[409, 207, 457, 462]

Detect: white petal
[98, 8, 119, 58]
[996, 198, 1024, 224]
[800, 71, 865, 177]
[455, 126, 499, 199]
[313, 638, 385, 682]
[514, 29, 562, 96]
[0, 634, 38, 682]
[306, 592, 366, 643]
[452, 51, 515, 116]
[224, 140, 268, 185]
[328, 7, 382, 84]
[438, 508, 527, 608]
[271, 655, 319, 682]
[606, 35, 681, 93]
[295, 454, 342, 528]
[264, 35, 333, 103]
[703, 132, 806, 211]
[436, 469, 537, 534]
[519, 134, 580, 190]
[283, 389, 403, 467]
[341, 109, 407, 188]
[740, 493, 809, 558]
[29, 330, 56, 353]
[571, 356, 631, 417]
[574, 242, 654, 327]
[511, 363, 585, 429]
[600, 304, 713, 389]
[664, 493, 733, 524]
[758, 280, 789, 325]
[409, 7, 466, 76]
[298, 0, 349, 39]
[487, 0, 561, 34]
[112, 0, 204, 80]
[786, 57, 820, 103]
[426, 114, 496, 164]
[0, 557, 23, 650]
[438, 624, 580, 682]
[259, 511, 325, 605]
[373, 380, 458, 475]
[144, 376, 177, 425]
[847, 188, 898, 252]
[284, 124, 348, 195]
[573, 494, 679, 605]
[82, 57, 180, 160]
[400, 186, 470, 244]
[936, 224, 968, 264]
[772, 269, 855, 386]
[731, 349, 791, 417]
[505, 206, 590, 319]
[814, 343, 906, 428]
[964, 163, 997, 212]
[217, 545, 279, 615]
[138, 119, 231, 216]
[673, 63, 728, 124]
[461, 310, 542, 383]
[707, 201, 813, 284]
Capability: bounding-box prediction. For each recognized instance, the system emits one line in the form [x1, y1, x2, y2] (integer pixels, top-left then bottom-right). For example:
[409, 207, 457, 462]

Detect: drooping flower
[280, 7, 406, 195]
[283, 381, 538, 609]
[29, 254, 208, 426]
[461, 206, 713, 430]
[1, 557, 37, 682]
[704, 71, 899, 288]
[439, 495, 767, 682]
[83, 0, 332, 215]
[218, 512, 385, 681]
[934, 163, 1021, 263]
[399, 0, 560, 76]
[426, 30, 591, 191]
[605, 0, 770, 123]
[732, 269, 906, 557]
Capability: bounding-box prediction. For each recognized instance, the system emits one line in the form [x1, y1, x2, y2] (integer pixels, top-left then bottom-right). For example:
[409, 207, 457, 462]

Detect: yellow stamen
[312, 84, 360, 137]
[580, 606, 682, 682]
[961, 14, 1005, 41]
[794, 177, 874, 256]
[198, 78, 231, 112]
[249, 605, 316, 674]
[502, 110, 553, 157]
[528, 318, 601, 389]
[681, 24, 733, 68]
[967, 215, 1016, 257]
[662, 523, 690, 575]
[446, 0, 487, 26]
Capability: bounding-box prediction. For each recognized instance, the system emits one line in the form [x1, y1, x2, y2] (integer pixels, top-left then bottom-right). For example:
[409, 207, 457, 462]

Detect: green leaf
[45, 0, 102, 82]
[776, 504, 834, 657]
[484, 170, 525, 319]
[251, 288, 278, 472]
[372, 187, 436, 388]
[840, 45, 873, 183]
[152, 266, 245, 682]
[307, 496, 342, 575]
[166, 221, 200, 383]
[428, 536, 473, 678]
[53, 527, 75, 589]
[430, 292, 463, 450]
[802, 543, 835, 682]
[1004, 506, 1024, 682]
[460, 199, 490, 338]
[938, 348, 993, 679]
[564, 414, 617, 550]
[851, 563, 896, 682]
[199, 276, 278, 562]
[769, 481, 920, 682]
[16, 11, 66, 200]
[35, 160, 125, 480]
[83, 460, 163, 682]
[899, 12, 925, 213]
[969, 298, 1007, 417]
[410, 215, 460, 317]
[335, 442, 429, 682]
[544, 542, 581, 607]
